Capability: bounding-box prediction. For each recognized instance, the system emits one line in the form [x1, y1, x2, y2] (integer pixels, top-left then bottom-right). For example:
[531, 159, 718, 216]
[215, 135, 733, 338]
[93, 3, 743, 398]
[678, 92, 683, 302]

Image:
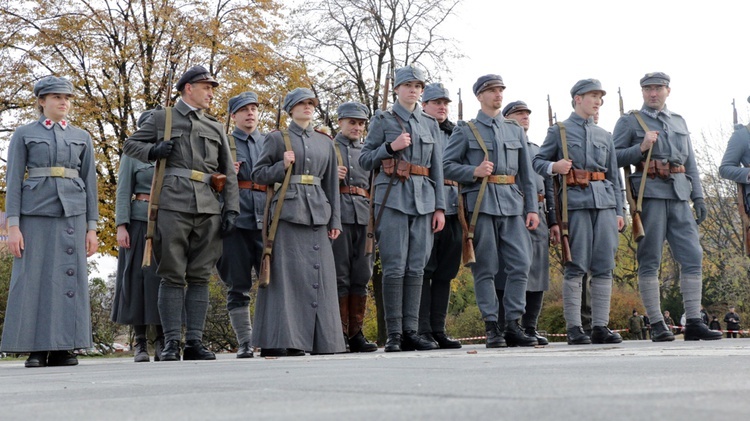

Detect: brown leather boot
[348, 295, 377, 352]
[339, 296, 350, 352]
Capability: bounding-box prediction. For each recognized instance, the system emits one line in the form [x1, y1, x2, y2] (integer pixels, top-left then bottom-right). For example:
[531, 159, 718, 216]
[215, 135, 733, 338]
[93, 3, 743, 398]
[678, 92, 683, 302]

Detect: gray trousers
[564, 208, 618, 279]
[332, 223, 374, 297]
[216, 227, 262, 311]
[471, 213, 531, 322]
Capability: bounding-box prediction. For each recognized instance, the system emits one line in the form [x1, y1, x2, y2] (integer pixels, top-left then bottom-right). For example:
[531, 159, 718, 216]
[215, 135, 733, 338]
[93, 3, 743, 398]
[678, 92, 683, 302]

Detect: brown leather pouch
[566, 169, 589, 187]
[211, 173, 227, 192]
[382, 158, 396, 176]
[396, 159, 411, 180]
[654, 161, 670, 179]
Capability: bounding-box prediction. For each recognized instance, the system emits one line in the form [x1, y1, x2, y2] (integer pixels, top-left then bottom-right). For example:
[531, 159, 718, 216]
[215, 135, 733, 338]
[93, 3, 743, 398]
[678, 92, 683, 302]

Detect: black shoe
[525, 328, 549, 346]
[402, 330, 439, 351]
[260, 348, 287, 357]
[566, 326, 592, 345]
[591, 326, 623, 344]
[47, 351, 78, 366]
[384, 333, 402, 352]
[153, 337, 165, 362]
[650, 321, 675, 342]
[133, 338, 150, 363]
[25, 351, 48, 368]
[236, 342, 254, 359]
[349, 331, 378, 353]
[343, 333, 350, 353]
[183, 340, 216, 360]
[160, 339, 181, 361]
[432, 332, 462, 349]
[504, 320, 538, 347]
[485, 321, 507, 348]
[684, 318, 723, 341]
[286, 348, 306, 357]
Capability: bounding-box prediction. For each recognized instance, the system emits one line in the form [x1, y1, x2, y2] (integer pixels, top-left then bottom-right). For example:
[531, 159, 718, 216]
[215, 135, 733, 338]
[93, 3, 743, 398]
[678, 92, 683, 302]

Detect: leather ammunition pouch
[381, 158, 429, 182]
[210, 173, 226, 193]
[636, 161, 685, 180]
[565, 169, 605, 187]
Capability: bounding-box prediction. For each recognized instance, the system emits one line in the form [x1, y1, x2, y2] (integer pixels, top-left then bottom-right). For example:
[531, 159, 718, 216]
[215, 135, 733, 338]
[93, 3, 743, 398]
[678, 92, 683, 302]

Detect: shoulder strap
[465, 121, 490, 238]
[334, 142, 344, 167]
[632, 111, 653, 213]
[264, 130, 294, 256]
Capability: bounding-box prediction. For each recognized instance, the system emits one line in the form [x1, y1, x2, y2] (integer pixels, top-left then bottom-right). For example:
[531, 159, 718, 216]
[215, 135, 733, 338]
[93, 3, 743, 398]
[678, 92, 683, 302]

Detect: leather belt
[134, 193, 151, 202]
[565, 169, 605, 187]
[487, 174, 515, 184]
[409, 164, 429, 176]
[635, 161, 685, 179]
[28, 167, 79, 179]
[164, 167, 212, 184]
[444, 179, 458, 187]
[339, 185, 370, 198]
[537, 193, 545, 203]
[290, 174, 321, 185]
[238, 180, 267, 192]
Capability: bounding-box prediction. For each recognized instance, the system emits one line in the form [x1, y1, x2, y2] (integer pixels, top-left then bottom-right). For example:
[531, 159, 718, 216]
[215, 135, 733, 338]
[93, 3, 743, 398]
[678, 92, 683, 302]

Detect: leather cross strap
[263, 130, 294, 261]
[466, 121, 490, 240]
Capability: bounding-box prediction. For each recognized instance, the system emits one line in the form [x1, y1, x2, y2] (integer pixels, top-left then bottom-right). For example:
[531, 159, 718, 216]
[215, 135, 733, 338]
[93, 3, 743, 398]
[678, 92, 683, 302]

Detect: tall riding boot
[229, 307, 254, 358]
[158, 284, 185, 361]
[522, 291, 548, 345]
[348, 295, 377, 353]
[183, 283, 215, 360]
[339, 296, 350, 352]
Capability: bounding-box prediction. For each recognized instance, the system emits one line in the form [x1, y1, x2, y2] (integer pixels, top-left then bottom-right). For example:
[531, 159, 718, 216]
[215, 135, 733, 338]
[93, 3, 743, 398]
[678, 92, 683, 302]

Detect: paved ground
[2, 339, 750, 420]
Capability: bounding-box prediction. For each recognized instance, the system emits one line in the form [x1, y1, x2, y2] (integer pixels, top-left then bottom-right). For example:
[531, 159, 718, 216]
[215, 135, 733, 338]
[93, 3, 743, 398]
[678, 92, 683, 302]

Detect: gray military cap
[422, 83, 452, 103]
[176, 65, 219, 91]
[283, 88, 319, 114]
[473, 74, 505, 96]
[570, 78, 606, 97]
[394, 65, 427, 88]
[228, 91, 259, 115]
[337, 101, 369, 120]
[640, 72, 670, 87]
[33, 76, 75, 97]
[502, 100, 531, 117]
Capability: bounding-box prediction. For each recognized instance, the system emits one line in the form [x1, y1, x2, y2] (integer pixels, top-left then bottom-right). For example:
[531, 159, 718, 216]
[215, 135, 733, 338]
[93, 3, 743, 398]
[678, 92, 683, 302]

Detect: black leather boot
[384, 333, 402, 352]
[133, 338, 150, 363]
[47, 351, 78, 366]
[153, 336, 165, 362]
[485, 321, 507, 348]
[525, 328, 549, 346]
[504, 320, 538, 347]
[650, 321, 675, 342]
[684, 318, 723, 341]
[25, 351, 48, 368]
[433, 332, 462, 349]
[349, 331, 378, 353]
[160, 339, 181, 361]
[236, 342, 254, 358]
[183, 339, 216, 360]
[402, 330, 439, 351]
[591, 326, 623, 344]
[566, 326, 592, 345]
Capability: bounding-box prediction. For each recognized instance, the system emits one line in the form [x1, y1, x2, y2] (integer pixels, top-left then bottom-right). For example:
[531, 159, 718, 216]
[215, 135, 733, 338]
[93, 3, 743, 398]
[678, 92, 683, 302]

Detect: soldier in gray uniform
[331, 101, 378, 353]
[614, 72, 721, 341]
[496, 100, 554, 346]
[111, 110, 163, 363]
[359, 65, 445, 352]
[124, 65, 240, 361]
[215, 92, 265, 359]
[418, 83, 462, 349]
[1, 76, 99, 368]
[443, 74, 539, 348]
[251, 88, 346, 357]
[533, 79, 625, 345]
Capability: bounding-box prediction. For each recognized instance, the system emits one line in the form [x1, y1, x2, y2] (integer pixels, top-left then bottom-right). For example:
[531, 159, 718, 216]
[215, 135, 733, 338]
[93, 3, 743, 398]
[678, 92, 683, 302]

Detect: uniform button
[313, 263, 320, 269]
[312, 283, 320, 289]
[66, 269, 75, 276]
[306, 158, 310, 162]
[313, 244, 320, 250]
[66, 247, 74, 255]
[66, 227, 74, 235]
[66, 291, 75, 298]
[311, 302, 318, 308]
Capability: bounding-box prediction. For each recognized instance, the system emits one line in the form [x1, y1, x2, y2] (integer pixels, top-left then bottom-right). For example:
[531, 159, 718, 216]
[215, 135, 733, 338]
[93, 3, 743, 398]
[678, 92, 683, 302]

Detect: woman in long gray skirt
[1, 76, 99, 368]
[110, 110, 163, 362]
[250, 88, 345, 357]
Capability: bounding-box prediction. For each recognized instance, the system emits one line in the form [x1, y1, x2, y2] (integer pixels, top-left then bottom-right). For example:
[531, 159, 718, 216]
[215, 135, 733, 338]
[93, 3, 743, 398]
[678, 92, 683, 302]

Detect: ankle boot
[504, 320, 538, 347]
[25, 351, 48, 368]
[591, 326, 623, 344]
[402, 330, 439, 351]
[384, 333, 402, 352]
[684, 318, 723, 341]
[524, 327, 549, 346]
[348, 295, 377, 352]
[153, 336, 165, 362]
[133, 337, 150, 363]
[160, 339, 181, 361]
[566, 326, 591, 345]
[47, 351, 78, 366]
[485, 321, 507, 348]
[339, 296, 350, 352]
[349, 331, 378, 353]
[183, 339, 216, 360]
[433, 332, 462, 349]
[650, 321, 675, 342]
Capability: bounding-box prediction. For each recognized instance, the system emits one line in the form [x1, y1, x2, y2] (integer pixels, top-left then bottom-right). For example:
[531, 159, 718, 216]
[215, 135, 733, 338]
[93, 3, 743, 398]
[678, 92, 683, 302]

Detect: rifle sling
[373, 110, 408, 231]
[263, 130, 294, 257]
[466, 122, 490, 238]
[146, 106, 172, 239]
[558, 122, 569, 237]
[632, 111, 654, 213]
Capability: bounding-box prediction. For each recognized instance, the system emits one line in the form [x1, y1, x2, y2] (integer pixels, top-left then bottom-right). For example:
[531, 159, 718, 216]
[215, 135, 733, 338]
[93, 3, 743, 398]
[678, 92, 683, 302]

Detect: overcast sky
[440, 0, 750, 144]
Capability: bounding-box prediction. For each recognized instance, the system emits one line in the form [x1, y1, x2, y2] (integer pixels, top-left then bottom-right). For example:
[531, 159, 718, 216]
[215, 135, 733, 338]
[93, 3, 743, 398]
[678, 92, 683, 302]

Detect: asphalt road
[2, 339, 749, 420]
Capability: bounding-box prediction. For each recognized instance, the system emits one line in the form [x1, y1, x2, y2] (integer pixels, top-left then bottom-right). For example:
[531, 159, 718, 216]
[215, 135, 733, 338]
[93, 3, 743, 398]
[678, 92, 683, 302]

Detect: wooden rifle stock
[619, 89, 644, 242]
[553, 176, 572, 264]
[737, 183, 750, 257]
[456, 189, 475, 266]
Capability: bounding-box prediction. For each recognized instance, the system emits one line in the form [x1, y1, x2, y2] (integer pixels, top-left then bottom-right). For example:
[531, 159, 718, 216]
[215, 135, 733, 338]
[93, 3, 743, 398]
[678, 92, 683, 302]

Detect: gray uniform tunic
[720, 124, 750, 183]
[1, 116, 98, 352]
[534, 112, 624, 279]
[123, 100, 239, 287]
[216, 127, 265, 311]
[613, 106, 702, 277]
[110, 155, 160, 326]
[332, 133, 373, 297]
[443, 110, 537, 322]
[250, 121, 345, 353]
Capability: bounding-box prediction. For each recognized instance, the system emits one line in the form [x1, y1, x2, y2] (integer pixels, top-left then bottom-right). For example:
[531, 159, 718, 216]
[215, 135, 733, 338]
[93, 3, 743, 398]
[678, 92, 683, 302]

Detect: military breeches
[332, 223, 374, 297]
[216, 227, 262, 311]
[564, 208, 618, 279]
[375, 207, 433, 279]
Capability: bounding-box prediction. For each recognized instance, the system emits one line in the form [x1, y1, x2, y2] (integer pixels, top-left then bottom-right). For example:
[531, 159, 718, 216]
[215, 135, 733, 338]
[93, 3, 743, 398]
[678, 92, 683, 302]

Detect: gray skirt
[252, 221, 346, 354]
[110, 220, 161, 326]
[0, 214, 92, 352]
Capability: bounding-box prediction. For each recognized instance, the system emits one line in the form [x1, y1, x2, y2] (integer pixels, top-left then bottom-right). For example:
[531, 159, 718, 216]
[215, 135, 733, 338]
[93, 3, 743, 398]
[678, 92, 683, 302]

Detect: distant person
[724, 306, 741, 338]
[629, 310, 644, 340]
[663, 310, 676, 333]
[709, 316, 722, 332]
[642, 313, 650, 340]
[700, 306, 709, 325]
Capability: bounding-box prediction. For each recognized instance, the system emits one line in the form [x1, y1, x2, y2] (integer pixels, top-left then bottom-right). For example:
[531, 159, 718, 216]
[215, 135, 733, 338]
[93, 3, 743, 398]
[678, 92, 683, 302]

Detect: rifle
[458, 88, 463, 121]
[226, 105, 237, 162]
[142, 69, 175, 267]
[732, 98, 750, 256]
[548, 95, 571, 263]
[620, 88, 644, 241]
